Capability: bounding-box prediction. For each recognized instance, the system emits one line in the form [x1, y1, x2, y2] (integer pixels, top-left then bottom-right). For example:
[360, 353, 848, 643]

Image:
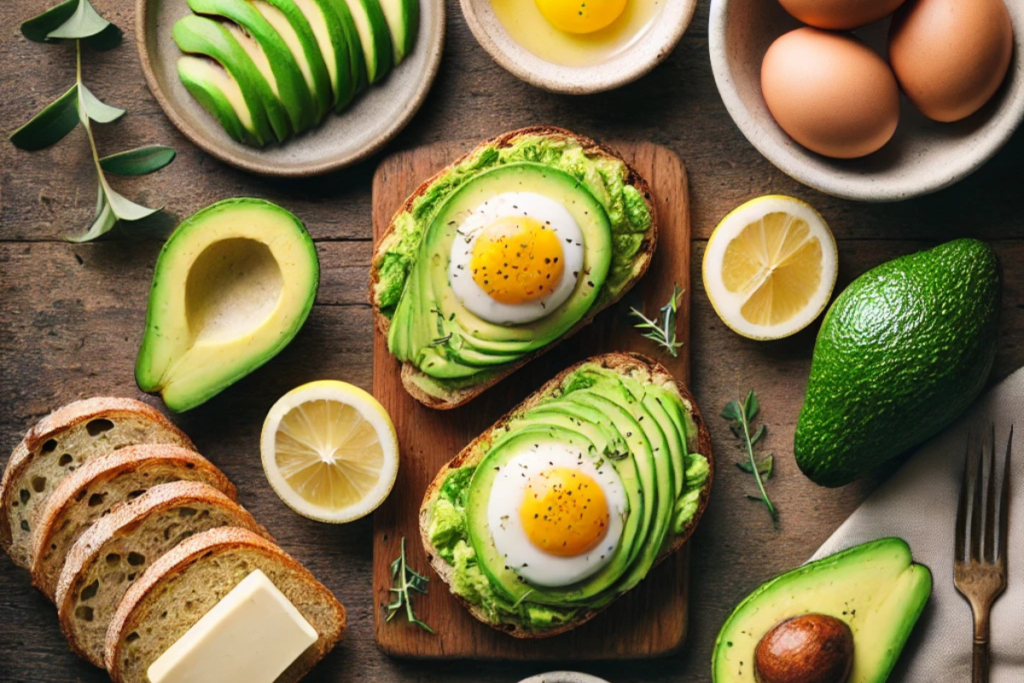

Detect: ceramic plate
[136, 0, 445, 177]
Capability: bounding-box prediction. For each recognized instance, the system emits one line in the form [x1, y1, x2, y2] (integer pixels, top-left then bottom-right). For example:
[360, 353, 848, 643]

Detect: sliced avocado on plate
[186, 0, 318, 134]
[173, 14, 292, 144]
[378, 0, 417, 63]
[343, 0, 393, 84]
[136, 198, 320, 413]
[292, 0, 356, 110]
[176, 56, 261, 146]
[323, 0, 368, 100]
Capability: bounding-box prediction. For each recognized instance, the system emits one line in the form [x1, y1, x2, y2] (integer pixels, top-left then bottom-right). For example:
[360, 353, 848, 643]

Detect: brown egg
[754, 614, 855, 683]
[761, 29, 900, 159]
[889, 0, 1013, 122]
[778, 0, 907, 30]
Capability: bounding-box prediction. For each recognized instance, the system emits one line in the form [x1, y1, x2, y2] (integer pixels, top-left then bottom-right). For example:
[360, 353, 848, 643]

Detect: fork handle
[973, 638, 990, 683]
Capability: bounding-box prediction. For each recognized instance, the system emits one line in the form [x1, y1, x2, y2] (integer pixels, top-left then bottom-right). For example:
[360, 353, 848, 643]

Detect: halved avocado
[136, 199, 320, 412]
[173, 14, 292, 143]
[378, 0, 417, 63]
[343, 0, 393, 84]
[177, 56, 261, 146]
[713, 538, 932, 683]
[187, 0, 318, 134]
[292, 0, 356, 110]
[249, 0, 333, 119]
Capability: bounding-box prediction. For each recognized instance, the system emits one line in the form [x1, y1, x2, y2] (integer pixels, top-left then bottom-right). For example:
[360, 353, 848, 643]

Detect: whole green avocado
[795, 238, 1000, 487]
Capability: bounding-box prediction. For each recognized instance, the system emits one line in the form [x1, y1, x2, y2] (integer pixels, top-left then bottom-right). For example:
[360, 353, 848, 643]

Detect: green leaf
[67, 190, 116, 242]
[82, 23, 122, 51]
[721, 400, 742, 421]
[100, 146, 176, 176]
[750, 423, 767, 446]
[737, 454, 773, 478]
[21, 0, 78, 42]
[79, 84, 124, 123]
[10, 84, 80, 151]
[46, 0, 109, 41]
[105, 185, 159, 221]
[744, 390, 759, 422]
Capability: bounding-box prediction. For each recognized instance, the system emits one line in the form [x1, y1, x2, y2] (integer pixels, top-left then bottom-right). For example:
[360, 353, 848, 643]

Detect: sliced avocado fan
[378, 0, 417, 63]
[177, 56, 261, 146]
[136, 199, 319, 412]
[342, 0, 393, 84]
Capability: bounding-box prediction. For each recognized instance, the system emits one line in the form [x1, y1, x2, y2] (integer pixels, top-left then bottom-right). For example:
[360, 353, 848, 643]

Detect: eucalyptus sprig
[387, 537, 435, 633]
[630, 284, 685, 358]
[722, 391, 778, 523]
[10, 0, 176, 242]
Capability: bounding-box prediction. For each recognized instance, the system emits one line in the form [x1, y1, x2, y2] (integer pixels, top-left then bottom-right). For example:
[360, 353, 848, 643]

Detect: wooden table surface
[0, 1, 1021, 682]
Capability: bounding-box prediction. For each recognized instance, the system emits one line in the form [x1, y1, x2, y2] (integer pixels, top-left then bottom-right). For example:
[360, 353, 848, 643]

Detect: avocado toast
[371, 127, 658, 409]
[419, 353, 712, 637]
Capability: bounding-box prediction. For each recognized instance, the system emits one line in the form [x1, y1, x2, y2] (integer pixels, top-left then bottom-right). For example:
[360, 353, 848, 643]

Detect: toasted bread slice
[30, 445, 235, 601]
[105, 527, 346, 683]
[370, 127, 658, 410]
[1, 397, 195, 568]
[419, 352, 713, 637]
[55, 481, 269, 667]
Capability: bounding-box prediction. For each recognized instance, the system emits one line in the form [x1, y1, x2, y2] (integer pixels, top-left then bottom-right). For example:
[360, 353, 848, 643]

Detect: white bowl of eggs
[461, 0, 698, 94]
[709, 0, 1024, 201]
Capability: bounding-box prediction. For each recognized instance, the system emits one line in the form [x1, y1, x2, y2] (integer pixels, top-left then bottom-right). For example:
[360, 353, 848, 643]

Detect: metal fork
[954, 425, 1013, 683]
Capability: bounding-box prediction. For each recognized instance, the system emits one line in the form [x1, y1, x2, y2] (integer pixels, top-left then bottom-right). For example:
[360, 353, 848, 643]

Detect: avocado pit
[754, 614, 853, 683]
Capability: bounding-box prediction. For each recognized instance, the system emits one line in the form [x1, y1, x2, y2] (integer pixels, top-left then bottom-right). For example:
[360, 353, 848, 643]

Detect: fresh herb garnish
[387, 537, 435, 633]
[722, 391, 777, 522]
[10, 0, 175, 242]
[630, 285, 685, 358]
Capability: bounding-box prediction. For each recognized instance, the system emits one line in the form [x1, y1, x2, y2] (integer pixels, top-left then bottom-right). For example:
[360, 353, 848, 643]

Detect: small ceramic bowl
[518, 673, 611, 683]
[461, 0, 698, 94]
[709, 0, 1024, 201]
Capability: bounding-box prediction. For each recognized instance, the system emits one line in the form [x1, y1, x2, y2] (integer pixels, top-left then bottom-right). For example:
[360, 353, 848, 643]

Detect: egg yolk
[470, 216, 565, 305]
[534, 0, 628, 34]
[519, 467, 610, 557]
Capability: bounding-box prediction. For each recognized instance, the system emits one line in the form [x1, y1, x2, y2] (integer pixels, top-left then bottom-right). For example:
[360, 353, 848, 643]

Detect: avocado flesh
[428, 364, 710, 629]
[343, 0, 393, 84]
[713, 538, 932, 683]
[324, 0, 368, 98]
[177, 56, 260, 146]
[291, 0, 356, 110]
[135, 199, 319, 412]
[250, 0, 333, 119]
[795, 239, 1000, 487]
[187, 0, 318, 134]
[378, 0, 417, 63]
[173, 14, 292, 144]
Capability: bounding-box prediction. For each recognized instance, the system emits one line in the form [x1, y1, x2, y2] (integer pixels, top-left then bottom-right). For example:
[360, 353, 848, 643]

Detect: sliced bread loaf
[30, 445, 235, 601]
[55, 481, 269, 667]
[105, 527, 346, 683]
[1, 397, 195, 568]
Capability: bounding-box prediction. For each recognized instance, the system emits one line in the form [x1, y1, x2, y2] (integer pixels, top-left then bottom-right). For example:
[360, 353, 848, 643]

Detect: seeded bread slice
[30, 445, 235, 601]
[55, 481, 269, 667]
[105, 527, 346, 683]
[1, 397, 195, 568]
[419, 352, 714, 638]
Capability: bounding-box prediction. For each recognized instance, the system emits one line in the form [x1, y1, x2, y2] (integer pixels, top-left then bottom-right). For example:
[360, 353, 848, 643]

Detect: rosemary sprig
[722, 391, 778, 523]
[387, 537, 435, 633]
[10, 0, 175, 242]
[630, 285, 685, 358]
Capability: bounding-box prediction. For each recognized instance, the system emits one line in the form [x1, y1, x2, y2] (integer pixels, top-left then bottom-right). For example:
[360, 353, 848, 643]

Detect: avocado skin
[795, 238, 1000, 487]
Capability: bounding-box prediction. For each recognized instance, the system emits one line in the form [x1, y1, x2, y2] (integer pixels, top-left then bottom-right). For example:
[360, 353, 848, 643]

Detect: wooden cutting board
[372, 140, 692, 659]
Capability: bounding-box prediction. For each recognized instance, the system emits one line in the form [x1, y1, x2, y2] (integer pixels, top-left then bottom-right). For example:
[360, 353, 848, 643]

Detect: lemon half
[261, 381, 399, 523]
[703, 195, 838, 340]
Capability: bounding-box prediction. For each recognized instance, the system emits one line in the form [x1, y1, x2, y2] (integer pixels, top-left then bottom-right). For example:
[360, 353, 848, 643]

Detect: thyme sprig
[387, 537, 435, 633]
[630, 285, 685, 358]
[10, 0, 175, 242]
[722, 391, 778, 523]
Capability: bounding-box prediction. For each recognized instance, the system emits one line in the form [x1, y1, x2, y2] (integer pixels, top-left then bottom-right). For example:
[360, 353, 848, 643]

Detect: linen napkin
[811, 367, 1023, 683]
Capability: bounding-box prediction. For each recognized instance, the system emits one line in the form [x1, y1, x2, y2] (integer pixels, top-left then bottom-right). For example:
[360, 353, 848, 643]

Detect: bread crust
[418, 352, 714, 638]
[370, 127, 658, 410]
[29, 445, 235, 601]
[104, 527, 347, 683]
[0, 397, 195, 563]
[55, 481, 269, 666]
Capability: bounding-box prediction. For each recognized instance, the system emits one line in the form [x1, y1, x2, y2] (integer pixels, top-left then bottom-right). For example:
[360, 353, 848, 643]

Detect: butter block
[147, 569, 318, 683]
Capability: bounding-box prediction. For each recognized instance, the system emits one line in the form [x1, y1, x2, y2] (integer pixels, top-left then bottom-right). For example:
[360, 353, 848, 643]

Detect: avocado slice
[173, 14, 292, 143]
[292, 0, 356, 110]
[249, 0, 333, 119]
[378, 0, 417, 63]
[795, 238, 1000, 487]
[176, 56, 261, 146]
[324, 0, 368, 97]
[136, 199, 319, 412]
[342, 0, 393, 84]
[186, 0, 318, 134]
[713, 538, 932, 683]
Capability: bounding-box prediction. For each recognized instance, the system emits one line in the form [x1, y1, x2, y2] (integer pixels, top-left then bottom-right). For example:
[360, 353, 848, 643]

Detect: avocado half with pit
[713, 538, 932, 683]
[136, 199, 319, 412]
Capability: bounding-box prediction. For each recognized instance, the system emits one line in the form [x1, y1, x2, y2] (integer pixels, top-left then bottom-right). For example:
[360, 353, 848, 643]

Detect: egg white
[448, 192, 585, 325]
[486, 442, 627, 588]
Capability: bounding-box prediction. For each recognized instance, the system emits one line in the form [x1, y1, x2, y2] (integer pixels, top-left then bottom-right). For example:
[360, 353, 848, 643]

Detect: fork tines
[956, 425, 1013, 566]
